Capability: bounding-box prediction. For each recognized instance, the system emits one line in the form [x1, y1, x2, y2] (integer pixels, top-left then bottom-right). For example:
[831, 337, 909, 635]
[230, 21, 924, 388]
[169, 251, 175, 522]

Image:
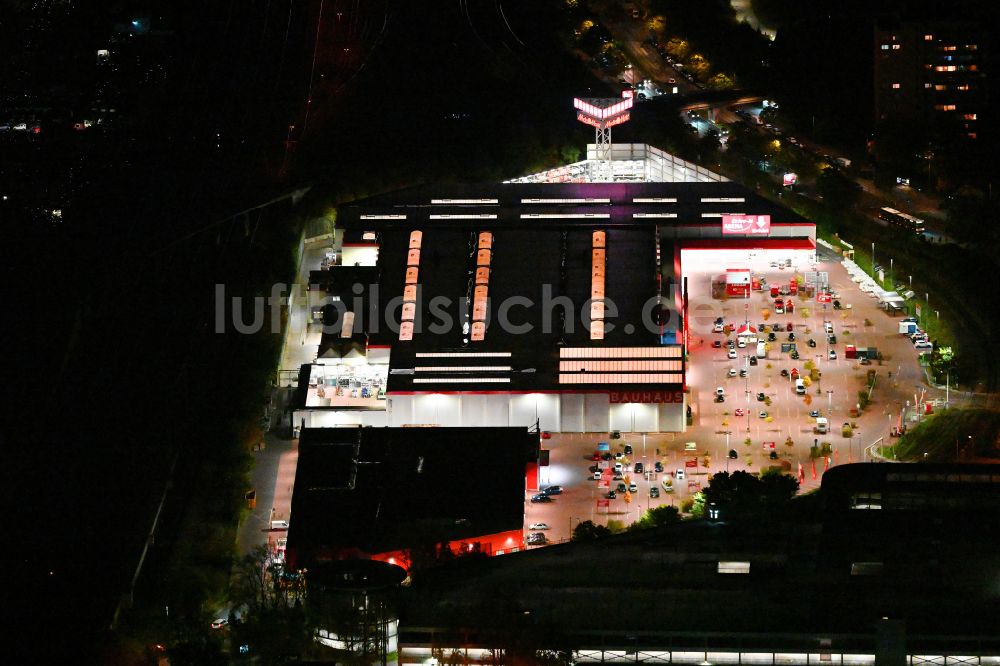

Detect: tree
[708, 72, 735, 89]
[630, 505, 681, 531]
[665, 37, 690, 60]
[686, 53, 710, 77]
[229, 545, 311, 661]
[816, 167, 861, 210]
[572, 520, 610, 541]
[700, 470, 799, 517]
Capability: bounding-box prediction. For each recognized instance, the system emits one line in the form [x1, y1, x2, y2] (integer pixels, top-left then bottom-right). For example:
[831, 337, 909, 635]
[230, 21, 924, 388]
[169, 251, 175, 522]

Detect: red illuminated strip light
[560, 347, 683, 358]
[400, 230, 422, 341]
[591, 230, 606, 341]
[471, 231, 493, 342]
[559, 374, 683, 384]
[559, 360, 683, 372]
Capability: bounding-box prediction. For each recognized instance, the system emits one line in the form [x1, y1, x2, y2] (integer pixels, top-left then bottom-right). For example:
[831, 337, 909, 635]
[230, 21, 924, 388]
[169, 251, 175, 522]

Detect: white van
[795, 379, 806, 395]
[815, 417, 829, 434]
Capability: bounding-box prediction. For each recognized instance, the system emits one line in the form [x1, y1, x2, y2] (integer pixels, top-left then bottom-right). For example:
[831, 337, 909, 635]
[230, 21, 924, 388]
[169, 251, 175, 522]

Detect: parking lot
[522, 250, 947, 546]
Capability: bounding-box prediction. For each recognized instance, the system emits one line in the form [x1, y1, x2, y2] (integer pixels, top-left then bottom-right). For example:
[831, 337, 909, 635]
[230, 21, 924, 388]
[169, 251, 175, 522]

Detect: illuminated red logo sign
[816, 292, 832, 303]
[609, 390, 684, 404]
[722, 214, 771, 235]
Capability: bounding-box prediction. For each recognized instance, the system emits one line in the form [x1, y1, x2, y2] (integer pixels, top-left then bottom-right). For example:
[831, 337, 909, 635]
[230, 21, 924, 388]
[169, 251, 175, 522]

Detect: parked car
[786, 322, 794, 331]
[914, 340, 933, 349]
[790, 350, 800, 360]
[650, 486, 660, 498]
[712, 340, 722, 348]
[749, 356, 758, 366]
[628, 483, 638, 493]
[788, 332, 796, 341]
[634, 462, 644, 474]
[530, 494, 552, 503]
[808, 338, 816, 347]
[768, 332, 776, 341]
[728, 349, 738, 359]
[759, 411, 769, 418]
[780, 368, 789, 377]
[715, 395, 725, 403]
[618, 482, 628, 493]
[809, 410, 820, 418]
[607, 490, 617, 499]
[828, 334, 837, 344]
[211, 619, 229, 630]
[739, 369, 748, 378]
[728, 368, 737, 377]
[624, 444, 633, 455]
[540, 485, 563, 495]
[757, 392, 766, 401]
[529, 522, 550, 530]
[654, 461, 663, 473]
[614, 462, 624, 472]
[728, 449, 738, 459]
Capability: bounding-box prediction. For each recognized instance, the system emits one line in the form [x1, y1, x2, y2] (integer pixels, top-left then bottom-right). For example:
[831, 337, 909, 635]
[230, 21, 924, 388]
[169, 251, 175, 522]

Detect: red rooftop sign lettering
[609, 390, 684, 404]
[722, 214, 771, 235]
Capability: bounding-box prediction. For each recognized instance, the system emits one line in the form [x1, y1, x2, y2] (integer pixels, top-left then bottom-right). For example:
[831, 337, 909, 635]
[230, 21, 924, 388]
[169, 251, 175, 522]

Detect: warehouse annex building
[285, 426, 536, 571]
[292, 143, 815, 433]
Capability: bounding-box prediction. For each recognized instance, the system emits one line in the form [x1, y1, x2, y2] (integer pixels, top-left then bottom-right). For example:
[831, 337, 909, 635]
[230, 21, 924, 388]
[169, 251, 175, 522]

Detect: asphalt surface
[523, 251, 956, 546]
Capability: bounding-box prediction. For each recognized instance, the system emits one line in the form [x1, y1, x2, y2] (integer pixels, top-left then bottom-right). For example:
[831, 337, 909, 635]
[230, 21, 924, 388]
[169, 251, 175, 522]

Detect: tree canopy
[700, 469, 799, 516]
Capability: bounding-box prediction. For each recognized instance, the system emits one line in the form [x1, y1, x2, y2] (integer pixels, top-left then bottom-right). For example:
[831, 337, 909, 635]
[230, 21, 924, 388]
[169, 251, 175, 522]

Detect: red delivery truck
[789, 281, 798, 295]
[770, 285, 780, 297]
[786, 300, 794, 313]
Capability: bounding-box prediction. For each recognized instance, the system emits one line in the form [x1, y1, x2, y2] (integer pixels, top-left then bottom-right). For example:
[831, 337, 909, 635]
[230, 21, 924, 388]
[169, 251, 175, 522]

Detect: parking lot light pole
[871, 243, 875, 277]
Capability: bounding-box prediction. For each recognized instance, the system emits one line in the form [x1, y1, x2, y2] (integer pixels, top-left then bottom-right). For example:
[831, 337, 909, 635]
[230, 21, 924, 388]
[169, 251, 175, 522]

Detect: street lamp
[889, 258, 893, 287]
[871, 242, 876, 277]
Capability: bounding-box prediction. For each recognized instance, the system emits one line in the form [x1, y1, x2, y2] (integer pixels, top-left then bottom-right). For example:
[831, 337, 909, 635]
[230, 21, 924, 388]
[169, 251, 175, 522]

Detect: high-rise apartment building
[875, 21, 986, 140]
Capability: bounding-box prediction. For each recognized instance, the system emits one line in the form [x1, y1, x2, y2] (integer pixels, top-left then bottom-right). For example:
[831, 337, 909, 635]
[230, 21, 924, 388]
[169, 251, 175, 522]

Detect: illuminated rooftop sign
[722, 214, 771, 235]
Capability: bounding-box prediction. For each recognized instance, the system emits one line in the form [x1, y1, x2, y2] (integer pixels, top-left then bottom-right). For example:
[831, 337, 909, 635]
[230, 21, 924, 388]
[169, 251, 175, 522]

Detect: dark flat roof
[287, 427, 532, 563]
[337, 181, 811, 228]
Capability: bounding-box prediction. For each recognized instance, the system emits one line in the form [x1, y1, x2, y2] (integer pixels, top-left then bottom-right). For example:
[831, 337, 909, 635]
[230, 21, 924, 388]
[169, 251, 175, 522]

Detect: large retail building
[292, 144, 815, 433]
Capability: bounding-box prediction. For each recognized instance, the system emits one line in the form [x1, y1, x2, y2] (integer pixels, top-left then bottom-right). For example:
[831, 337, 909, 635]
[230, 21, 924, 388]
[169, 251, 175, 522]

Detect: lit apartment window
[967, 133, 977, 139]
[935, 65, 957, 72]
[718, 561, 751, 574]
[963, 114, 977, 120]
[934, 84, 947, 91]
[966, 44, 978, 50]
[924, 83, 932, 89]
[957, 85, 970, 91]
[942, 45, 957, 51]
[924, 34, 933, 41]
[891, 44, 901, 50]
[891, 83, 901, 89]
[850, 562, 883, 576]
[880, 44, 889, 51]
[936, 104, 957, 111]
